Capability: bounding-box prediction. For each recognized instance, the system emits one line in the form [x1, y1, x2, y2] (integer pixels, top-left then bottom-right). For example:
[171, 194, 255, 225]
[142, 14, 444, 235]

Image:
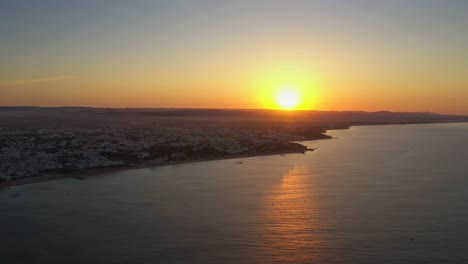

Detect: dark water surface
[2, 123, 468, 263]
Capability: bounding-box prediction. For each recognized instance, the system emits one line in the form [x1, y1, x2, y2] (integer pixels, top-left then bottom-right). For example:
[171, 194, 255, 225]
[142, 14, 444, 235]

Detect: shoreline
[3, 121, 467, 189]
[0, 149, 314, 189]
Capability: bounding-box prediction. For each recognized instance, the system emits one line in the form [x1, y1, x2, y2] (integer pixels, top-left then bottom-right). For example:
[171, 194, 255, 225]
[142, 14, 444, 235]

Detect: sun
[276, 88, 301, 110]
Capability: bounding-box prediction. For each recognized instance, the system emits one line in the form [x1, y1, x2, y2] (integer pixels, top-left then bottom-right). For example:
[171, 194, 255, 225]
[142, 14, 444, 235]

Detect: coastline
[4, 121, 467, 189]
[0, 149, 314, 189]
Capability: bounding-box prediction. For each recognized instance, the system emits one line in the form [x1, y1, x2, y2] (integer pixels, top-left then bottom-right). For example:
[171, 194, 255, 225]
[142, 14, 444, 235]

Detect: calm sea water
[2, 123, 468, 264]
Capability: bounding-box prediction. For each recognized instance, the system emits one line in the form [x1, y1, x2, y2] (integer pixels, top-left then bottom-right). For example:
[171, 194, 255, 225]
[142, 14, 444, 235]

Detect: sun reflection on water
[260, 166, 333, 263]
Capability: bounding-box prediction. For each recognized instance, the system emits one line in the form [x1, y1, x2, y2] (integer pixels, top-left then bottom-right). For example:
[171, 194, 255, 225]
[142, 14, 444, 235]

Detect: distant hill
[0, 107, 467, 128]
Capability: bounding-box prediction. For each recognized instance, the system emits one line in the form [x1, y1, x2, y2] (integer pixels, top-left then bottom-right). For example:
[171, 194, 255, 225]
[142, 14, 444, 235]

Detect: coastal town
[0, 125, 321, 183]
[2, 106, 466, 184]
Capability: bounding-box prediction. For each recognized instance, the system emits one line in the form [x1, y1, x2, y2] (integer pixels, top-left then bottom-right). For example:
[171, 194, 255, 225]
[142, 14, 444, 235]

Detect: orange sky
[1, 1, 467, 114]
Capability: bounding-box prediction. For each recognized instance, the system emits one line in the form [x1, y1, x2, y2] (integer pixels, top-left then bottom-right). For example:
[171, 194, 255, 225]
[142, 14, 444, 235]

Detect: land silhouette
[1, 107, 467, 186]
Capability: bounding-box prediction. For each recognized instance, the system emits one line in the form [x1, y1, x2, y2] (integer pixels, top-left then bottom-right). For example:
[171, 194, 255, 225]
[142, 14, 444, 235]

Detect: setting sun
[253, 65, 320, 110]
[276, 88, 301, 110]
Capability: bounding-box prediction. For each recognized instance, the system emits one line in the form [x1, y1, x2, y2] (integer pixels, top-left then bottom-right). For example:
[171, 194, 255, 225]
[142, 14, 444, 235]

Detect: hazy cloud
[0, 75, 77, 87]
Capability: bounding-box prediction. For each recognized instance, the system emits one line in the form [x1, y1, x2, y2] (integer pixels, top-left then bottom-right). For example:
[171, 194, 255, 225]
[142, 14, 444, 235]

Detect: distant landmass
[1, 107, 467, 186]
[1, 107, 467, 127]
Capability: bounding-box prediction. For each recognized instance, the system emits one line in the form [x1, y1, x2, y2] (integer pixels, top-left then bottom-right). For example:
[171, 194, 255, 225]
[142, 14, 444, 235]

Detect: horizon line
[0, 105, 464, 116]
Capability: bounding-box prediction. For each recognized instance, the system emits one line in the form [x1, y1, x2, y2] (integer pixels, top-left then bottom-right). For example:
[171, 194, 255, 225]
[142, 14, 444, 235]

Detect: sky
[1, 0, 468, 114]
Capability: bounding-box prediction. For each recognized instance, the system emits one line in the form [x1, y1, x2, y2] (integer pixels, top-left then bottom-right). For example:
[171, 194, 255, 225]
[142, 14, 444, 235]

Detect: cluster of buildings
[0, 126, 309, 182]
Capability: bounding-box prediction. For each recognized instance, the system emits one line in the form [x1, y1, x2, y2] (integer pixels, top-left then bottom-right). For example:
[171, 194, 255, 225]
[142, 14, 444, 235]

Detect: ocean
[2, 123, 468, 263]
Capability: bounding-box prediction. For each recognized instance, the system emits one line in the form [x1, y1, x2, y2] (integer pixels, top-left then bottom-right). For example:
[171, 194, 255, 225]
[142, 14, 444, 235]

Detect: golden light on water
[260, 166, 330, 263]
